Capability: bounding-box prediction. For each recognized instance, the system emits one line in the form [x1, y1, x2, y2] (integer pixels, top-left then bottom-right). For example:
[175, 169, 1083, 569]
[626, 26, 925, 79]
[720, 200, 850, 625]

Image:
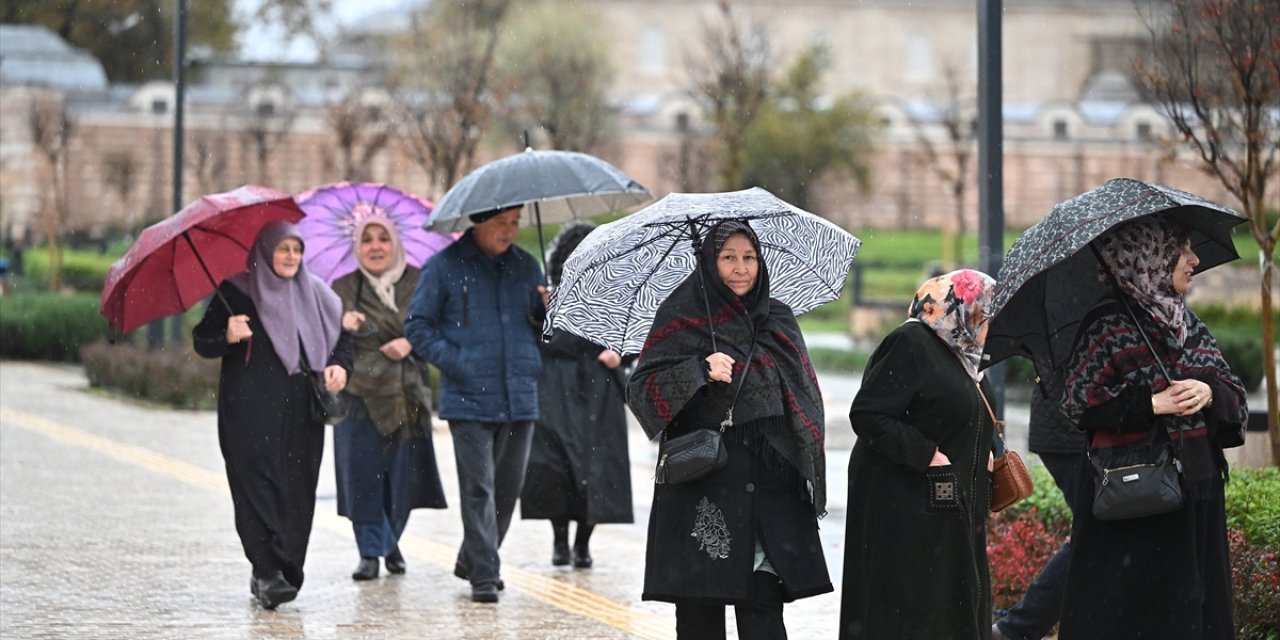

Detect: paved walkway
[1, 361, 865, 639]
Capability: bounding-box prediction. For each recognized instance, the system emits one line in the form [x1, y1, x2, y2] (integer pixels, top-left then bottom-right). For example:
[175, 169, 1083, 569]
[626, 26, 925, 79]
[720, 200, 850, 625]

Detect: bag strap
[1088, 243, 1172, 384]
[976, 383, 1008, 456]
[720, 334, 758, 431]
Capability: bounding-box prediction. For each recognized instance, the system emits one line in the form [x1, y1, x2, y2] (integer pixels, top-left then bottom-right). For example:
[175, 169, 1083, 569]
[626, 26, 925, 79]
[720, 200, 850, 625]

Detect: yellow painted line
[0, 404, 674, 640]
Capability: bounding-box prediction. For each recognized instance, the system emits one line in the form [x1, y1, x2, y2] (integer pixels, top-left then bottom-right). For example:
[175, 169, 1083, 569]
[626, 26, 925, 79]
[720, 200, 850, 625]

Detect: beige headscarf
[907, 269, 998, 382]
[354, 217, 407, 312]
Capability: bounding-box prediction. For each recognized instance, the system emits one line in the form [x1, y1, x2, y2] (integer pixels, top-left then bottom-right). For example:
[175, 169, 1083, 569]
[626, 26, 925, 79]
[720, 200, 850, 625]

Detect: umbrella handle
[534, 201, 549, 286]
[690, 220, 717, 354]
[1088, 243, 1172, 384]
[181, 231, 234, 317]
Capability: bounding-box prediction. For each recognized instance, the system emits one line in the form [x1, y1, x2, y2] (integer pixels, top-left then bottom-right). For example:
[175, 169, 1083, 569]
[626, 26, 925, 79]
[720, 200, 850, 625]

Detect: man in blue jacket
[405, 205, 546, 603]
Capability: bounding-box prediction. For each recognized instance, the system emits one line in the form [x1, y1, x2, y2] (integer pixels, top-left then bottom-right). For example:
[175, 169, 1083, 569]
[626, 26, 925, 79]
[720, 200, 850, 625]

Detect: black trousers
[675, 571, 788, 640]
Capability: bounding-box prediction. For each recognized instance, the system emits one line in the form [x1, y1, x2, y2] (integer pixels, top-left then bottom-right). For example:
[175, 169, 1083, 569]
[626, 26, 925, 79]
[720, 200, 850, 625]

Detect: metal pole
[168, 0, 188, 345]
[978, 0, 1006, 409]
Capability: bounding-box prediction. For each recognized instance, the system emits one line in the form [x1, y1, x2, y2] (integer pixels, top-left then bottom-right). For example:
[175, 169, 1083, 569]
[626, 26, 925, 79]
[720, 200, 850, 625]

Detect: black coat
[193, 282, 352, 589]
[840, 321, 995, 640]
[520, 331, 634, 524]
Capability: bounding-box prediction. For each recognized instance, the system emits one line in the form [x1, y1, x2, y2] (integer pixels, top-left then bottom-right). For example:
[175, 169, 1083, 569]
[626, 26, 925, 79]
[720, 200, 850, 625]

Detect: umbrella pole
[689, 221, 717, 354]
[534, 201, 549, 285]
[181, 231, 234, 315]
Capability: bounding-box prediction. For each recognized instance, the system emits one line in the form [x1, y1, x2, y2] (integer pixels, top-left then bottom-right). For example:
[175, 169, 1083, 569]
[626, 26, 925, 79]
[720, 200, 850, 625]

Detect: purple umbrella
[295, 182, 456, 283]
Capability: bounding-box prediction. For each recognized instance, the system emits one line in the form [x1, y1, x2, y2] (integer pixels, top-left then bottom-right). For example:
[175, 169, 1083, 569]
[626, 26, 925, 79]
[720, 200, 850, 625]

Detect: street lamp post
[978, 0, 1006, 410]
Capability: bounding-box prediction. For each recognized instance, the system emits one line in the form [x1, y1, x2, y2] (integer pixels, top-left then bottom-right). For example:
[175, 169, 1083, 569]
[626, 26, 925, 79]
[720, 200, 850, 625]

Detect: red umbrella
[100, 185, 305, 336]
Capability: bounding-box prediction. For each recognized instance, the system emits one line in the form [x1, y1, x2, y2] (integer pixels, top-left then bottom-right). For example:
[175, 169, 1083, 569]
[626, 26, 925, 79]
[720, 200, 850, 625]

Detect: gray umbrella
[427, 149, 651, 232]
[984, 178, 1246, 377]
[546, 187, 861, 355]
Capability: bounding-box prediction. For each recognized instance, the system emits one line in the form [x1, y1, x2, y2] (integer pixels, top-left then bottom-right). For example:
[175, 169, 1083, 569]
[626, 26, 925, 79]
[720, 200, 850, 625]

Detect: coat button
[746, 483, 755, 493]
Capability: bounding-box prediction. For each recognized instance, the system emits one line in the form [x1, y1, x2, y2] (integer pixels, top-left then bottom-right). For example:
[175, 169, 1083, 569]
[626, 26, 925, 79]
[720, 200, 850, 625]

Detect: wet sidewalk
[0, 361, 853, 639]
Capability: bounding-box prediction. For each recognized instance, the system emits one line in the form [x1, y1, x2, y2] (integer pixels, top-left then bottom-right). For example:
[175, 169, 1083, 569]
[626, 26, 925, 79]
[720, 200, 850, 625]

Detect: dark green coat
[840, 320, 995, 640]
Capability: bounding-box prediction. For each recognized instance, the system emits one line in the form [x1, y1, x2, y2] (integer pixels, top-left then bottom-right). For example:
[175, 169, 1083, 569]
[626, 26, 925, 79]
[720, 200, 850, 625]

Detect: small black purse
[655, 338, 755, 485]
[300, 349, 347, 425]
[1089, 442, 1184, 521]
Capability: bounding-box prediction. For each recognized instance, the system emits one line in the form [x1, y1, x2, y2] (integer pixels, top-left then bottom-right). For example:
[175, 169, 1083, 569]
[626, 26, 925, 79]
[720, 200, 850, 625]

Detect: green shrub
[1228, 530, 1280, 640]
[21, 247, 119, 291]
[0, 292, 108, 361]
[1225, 466, 1280, 548]
[1001, 462, 1073, 532]
[80, 340, 219, 410]
[807, 346, 870, 373]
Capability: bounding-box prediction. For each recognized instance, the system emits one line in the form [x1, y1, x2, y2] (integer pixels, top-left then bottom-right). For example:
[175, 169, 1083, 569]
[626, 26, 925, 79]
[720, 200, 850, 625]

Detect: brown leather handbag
[979, 384, 1034, 512]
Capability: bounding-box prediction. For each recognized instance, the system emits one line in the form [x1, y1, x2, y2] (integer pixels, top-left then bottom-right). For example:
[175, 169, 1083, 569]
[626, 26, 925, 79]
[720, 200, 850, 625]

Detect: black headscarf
[629, 220, 827, 516]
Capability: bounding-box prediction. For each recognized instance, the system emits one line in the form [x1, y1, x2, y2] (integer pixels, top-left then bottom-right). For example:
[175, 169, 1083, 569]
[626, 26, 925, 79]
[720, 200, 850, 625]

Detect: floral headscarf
[354, 217, 407, 312]
[1095, 216, 1189, 346]
[907, 269, 997, 381]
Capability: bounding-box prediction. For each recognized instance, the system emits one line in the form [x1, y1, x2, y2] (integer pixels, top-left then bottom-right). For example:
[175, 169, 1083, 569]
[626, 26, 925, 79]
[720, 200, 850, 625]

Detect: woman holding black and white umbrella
[1058, 216, 1248, 639]
[627, 220, 831, 640]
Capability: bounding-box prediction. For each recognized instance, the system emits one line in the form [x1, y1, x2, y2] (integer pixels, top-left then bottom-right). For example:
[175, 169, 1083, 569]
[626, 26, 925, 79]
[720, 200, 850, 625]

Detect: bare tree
[187, 129, 230, 197]
[239, 90, 296, 186]
[28, 96, 74, 290]
[685, 0, 771, 191]
[910, 63, 975, 268]
[327, 88, 392, 182]
[494, 1, 614, 153]
[99, 150, 140, 236]
[395, 0, 512, 197]
[1135, 0, 1280, 450]
[659, 114, 718, 193]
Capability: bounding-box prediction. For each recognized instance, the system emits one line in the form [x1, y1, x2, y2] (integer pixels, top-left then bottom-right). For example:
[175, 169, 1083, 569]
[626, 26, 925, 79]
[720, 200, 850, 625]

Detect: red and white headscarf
[907, 269, 997, 382]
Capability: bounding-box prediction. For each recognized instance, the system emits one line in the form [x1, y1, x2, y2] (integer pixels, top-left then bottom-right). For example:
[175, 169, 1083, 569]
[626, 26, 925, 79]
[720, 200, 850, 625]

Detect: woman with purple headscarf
[194, 221, 352, 610]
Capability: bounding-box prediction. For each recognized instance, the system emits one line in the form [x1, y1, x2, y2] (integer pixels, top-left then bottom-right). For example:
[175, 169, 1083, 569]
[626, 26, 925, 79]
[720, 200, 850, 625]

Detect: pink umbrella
[100, 185, 304, 336]
[295, 182, 455, 283]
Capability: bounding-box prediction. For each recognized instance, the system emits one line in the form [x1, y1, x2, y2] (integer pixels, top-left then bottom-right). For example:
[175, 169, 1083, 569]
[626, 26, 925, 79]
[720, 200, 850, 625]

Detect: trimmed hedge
[19, 247, 118, 291]
[0, 292, 108, 361]
[80, 340, 219, 410]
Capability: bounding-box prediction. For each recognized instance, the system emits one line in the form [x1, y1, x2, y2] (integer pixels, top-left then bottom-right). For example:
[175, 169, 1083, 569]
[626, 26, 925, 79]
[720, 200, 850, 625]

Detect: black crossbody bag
[654, 337, 755, 485]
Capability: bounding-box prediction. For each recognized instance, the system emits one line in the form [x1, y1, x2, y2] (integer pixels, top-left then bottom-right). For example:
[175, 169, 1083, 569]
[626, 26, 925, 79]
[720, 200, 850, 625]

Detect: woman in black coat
[1058, 216, 1247, 639]
[331, 218, 447, 582]
[521, 223, 633, 568]
[193, 221, 352, 610]
[628, 220, 831, 640]
[839, 269, 998, 640]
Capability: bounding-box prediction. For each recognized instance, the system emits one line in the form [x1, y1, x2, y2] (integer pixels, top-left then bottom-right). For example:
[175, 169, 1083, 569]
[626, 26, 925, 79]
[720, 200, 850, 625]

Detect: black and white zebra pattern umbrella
[546, 187, 861, 355]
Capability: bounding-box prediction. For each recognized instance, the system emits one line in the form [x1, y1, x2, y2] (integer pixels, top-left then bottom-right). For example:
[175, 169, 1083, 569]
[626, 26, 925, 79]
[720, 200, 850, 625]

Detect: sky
[234, 0, 413, 62]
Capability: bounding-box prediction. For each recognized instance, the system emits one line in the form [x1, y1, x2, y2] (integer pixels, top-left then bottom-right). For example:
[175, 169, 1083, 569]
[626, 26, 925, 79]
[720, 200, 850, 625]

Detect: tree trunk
[1260, 258, 1278, 465]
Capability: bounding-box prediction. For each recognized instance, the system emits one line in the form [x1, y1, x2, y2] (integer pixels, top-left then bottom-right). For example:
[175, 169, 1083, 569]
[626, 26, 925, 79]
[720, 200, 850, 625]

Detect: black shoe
[454, 561, 505, 590]
[352, 557, 379, 581]
[252, 571, 298, 610]
[552, 541, 571, 566]
[471, 582, 500, 603]
[384, 546, 406, 574]
[572, 547, 593, 569]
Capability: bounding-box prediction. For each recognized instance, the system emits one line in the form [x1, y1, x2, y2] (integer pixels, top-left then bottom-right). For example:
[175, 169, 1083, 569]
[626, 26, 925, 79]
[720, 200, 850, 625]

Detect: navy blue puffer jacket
[405, 230, 544, 422]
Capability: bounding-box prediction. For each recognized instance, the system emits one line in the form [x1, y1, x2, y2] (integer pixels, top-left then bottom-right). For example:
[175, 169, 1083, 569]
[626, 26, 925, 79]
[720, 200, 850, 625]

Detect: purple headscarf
[229, 220, 343, 374]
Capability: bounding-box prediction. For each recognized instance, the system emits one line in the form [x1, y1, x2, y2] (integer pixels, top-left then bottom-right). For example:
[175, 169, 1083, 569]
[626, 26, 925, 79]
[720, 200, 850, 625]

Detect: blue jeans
[996, 452, 1082, 640]
[448, 420, 534, 586]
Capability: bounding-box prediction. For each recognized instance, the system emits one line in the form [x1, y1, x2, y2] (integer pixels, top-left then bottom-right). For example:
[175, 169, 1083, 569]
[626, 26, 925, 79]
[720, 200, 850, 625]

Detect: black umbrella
[984, 178, 1246, 377]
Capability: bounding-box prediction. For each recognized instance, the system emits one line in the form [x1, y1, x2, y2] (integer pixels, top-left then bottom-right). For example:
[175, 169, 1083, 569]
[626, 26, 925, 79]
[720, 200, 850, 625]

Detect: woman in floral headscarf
[839, 269, 999, 640]
[1057, 216, 1247, 640]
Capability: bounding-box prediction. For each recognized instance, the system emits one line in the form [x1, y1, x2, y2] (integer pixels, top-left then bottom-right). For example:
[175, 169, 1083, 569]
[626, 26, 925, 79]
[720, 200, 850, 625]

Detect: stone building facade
[1, 1, 1274, 247]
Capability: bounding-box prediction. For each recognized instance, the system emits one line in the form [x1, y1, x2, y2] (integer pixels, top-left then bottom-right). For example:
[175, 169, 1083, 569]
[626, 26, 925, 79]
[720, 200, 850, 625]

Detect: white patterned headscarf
[1095, 216, 1188, 345]
[907, 269, 998, 382]
[354, 217, 407, 313]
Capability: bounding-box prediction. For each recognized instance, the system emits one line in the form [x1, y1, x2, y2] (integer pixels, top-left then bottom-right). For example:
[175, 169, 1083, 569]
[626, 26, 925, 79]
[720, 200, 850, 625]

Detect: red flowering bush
[986, 508, 1069, 610]
[1228, 530, 1280, 640]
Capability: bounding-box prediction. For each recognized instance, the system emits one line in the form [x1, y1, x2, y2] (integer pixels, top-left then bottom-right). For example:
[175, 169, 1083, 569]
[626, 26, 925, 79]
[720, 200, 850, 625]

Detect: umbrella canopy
[294, 182, 454, 283]
[100, 185, 305, 336]
[428, 149, 651, 232]
[985, 178, 1246, 376]
[546, 187, 862, 355]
